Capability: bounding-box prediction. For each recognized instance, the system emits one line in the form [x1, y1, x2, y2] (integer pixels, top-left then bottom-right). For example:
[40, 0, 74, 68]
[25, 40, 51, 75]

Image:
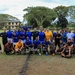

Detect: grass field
[0, 30, 75, 75]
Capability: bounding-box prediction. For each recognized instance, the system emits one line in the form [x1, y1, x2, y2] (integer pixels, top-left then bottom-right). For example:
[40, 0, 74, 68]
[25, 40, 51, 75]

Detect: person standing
[26, 28, 32, 40]
[54, 30, 61, 48]
[7, 28, 13, 43]
[19, 28, 26, 43]
[38, 29, 45, 43]
[32, 28, 39, 41]
[67, 30, 74, 41]
[45, 29, 53, 41]
[0, 29, 7, 46]
[12, 30, 19, 46]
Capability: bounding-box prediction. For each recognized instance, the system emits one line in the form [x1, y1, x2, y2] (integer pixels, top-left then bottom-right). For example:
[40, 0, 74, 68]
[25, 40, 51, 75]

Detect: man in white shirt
[67, 30, 74, 41]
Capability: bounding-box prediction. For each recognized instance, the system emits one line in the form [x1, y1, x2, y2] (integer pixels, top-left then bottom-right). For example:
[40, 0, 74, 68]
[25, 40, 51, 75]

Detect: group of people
[0, 26, 75, 58]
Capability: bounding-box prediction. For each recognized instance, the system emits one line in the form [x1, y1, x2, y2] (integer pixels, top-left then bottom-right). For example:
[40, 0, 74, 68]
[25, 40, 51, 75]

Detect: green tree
[23, 6, 57, 27]
[54, 6, 68, 28]
[57, 15, 68, 29]
[68, 6, 75, 22]
[54, 5, 68, 17]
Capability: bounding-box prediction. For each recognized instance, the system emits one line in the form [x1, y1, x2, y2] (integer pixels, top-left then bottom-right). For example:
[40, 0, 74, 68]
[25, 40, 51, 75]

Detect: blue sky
[0, 0, 74, 21]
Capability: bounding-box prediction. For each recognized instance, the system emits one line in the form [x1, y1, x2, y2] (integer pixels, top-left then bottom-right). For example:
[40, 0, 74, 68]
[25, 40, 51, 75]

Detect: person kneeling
[33, 37, 41, 55]
[24, 37, 33, 54]
[42, 39, 50, 55]
[4, 40, 14, 54]
[61, 43, 72, 58]
[15, 39, 24, 54]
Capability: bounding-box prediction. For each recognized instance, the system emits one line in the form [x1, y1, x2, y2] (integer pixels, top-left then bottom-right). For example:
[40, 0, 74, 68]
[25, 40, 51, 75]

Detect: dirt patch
[0, 55, 27, 75]
[26, 55, 75, 75]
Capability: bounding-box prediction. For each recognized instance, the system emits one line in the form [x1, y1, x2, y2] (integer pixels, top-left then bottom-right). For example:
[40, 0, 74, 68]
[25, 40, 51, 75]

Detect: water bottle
[46, 52, 48, 56]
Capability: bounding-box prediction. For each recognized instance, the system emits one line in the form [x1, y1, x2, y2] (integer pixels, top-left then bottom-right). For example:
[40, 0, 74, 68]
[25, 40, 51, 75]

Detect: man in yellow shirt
[44, 29, 53, 41]
[15, 39, 24, 53]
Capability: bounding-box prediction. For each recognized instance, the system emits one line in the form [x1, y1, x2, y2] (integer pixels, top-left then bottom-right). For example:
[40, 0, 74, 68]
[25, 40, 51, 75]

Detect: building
[0, 20, 21, 29]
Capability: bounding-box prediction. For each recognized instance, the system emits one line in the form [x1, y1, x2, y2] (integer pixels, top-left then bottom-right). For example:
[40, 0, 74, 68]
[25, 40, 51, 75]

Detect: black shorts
[64, 50, 69, 55]
[57, 48, 63, 52]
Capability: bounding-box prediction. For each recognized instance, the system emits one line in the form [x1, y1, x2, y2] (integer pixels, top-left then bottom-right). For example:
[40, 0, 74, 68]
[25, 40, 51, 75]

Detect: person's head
[18, 28, 21, 31]
[8, 27, 11, 31]
[40, 29, 43, 32]
[68, 30, 71, 33]
[47, 29, 49, 32]
[28, 28, 30, 32]
[60, 30, 64, 34]
[4, 29, 6, 32]
[22, 28, 25, 32]
[67, 39, 71, 43]
[35, 37, 38, 41]
[34, 28, 37, 31]
[26, 37, 29, 41]
[44, 28, 46, 32]
[56, 30, 59, 33]
[18, 39, 21, 43]
[64, 43, 68, 47]
[60, 40, 63, 44]
[14, 29, 17, 32]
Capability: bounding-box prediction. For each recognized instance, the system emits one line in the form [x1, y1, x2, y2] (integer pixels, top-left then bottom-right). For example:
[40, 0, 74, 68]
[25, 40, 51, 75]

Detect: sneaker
[46, 52, 48, 56]
[39, 53, 41, 55]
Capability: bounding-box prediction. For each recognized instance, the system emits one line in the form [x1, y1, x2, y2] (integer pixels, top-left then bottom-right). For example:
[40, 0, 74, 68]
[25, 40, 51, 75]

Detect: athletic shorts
[13, 42, 17, 45]
[64, 50, 69, 55]
[7, 38, 13, 43]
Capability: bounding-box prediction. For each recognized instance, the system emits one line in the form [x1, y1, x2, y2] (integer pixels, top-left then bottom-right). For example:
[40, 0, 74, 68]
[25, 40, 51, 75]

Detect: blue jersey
[62, 32, 67, 43]
[23, 26, 28, 31]
[12, 32, 19, 42]
[19, 31, 26, 40]
[26, 31, 32, 40]
[53, 32, 56, 37]
[7, 30, 13, 38]
[25, 40, 32, 45]
[39, 32, 45, 41]
[33, 40, 41, 49]
[17, 30, 21, 39]
[42, 41, 50, 46]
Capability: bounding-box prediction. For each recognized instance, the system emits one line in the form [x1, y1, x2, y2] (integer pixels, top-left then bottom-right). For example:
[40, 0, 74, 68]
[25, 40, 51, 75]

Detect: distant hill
[0, 14, 20, 22]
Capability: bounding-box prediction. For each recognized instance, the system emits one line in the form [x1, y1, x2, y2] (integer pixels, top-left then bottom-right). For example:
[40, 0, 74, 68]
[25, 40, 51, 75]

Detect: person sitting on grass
[15, 39, 24, 54]
[33, 37, 41, 55]
[61, 39, 73, 58]
[24, 37, 33, 54]
[50, 42, 56, 56]
[55, 40, 65, 54]
[42, 39, 50, 55]
[4, 40, 14, 54]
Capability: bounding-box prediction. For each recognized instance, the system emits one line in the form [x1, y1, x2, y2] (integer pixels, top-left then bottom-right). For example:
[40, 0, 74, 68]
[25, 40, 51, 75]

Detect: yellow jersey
[15, 42, 23, 49]
[45, 31, 53, 41]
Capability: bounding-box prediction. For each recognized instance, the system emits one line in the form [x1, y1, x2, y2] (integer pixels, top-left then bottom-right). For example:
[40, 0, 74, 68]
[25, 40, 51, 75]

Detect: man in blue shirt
[26, 28, 32, 40]
[33, 37, 41, 55]
[12, 30, 19, 46]
[23, 25, 28, 31]
[19, 28, 26, 43]
[38, 29, 45, 44]
[7, 28, 13, 43]
[42, 39, 50, 55]
[17, 28, 21, 39]
[24, 37, 33, 54]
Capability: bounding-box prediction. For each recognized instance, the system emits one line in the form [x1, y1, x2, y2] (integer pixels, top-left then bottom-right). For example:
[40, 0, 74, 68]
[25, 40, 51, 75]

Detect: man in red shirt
[4, 40, 14, 54]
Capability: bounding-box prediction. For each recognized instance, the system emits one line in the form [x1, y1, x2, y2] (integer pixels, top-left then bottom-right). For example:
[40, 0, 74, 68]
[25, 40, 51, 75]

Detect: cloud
[0, 0, 74, 21]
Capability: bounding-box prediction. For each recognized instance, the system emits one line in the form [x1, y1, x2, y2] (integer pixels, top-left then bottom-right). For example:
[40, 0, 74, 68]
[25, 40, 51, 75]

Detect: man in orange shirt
[44, 29, 53, 41]
[15, 39, 24, 54]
